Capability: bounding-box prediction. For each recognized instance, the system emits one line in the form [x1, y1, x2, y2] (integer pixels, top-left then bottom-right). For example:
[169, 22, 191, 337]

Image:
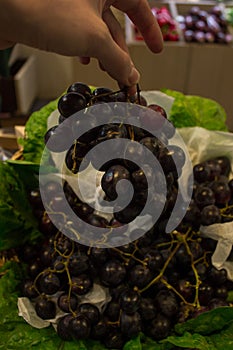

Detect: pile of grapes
[177, 5, 233, 44]
[20, 83, 233, 349]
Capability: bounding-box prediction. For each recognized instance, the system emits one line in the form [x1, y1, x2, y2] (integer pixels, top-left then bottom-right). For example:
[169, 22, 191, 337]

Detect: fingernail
[128, 67, 140, 85]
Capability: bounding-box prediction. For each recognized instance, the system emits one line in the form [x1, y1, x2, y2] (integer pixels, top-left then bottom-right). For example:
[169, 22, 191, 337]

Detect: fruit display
[0, 83, 233, 349]
[177, 5, 233, 44]
[134, 7, 180, 41]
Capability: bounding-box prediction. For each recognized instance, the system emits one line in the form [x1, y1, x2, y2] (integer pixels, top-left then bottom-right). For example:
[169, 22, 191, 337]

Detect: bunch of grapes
[19, 82, 233, 349]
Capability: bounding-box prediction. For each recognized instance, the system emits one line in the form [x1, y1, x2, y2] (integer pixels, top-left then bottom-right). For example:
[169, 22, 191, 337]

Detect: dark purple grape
[229, 178, 233, 196]
[98, 123, 128, 142]
[155, 290, 179, 318]
[69, 314, 91, 340]
[100, 260, 126, 287]
[144, 249, 164, 272]
[178, 279, 194, 302]
[67, 82, 91, 102]
[120, 311, 141, 339]
[119, 289, 141, 314]
[193, 163, 211, 183]
[71, 274, 93, 295]
[198, 283, 214, 306]
[159, 145, 185, 175]
[85, 213, 109, 228]
[214, 156, 231, 176]
[207, 15, 221, 34]
[78, 303, 100, 325]
[139, 297, 157, 321]
[68, 252, 89, 276]
[210, 181, 231, 206]
[28, 259, 43, 278]
[148, 104, 167, 119]
[92, 87, 115, 103]
[128, 265, 152, 289]
[101, 165, 130, 200]
[35, 297, 56, 320]
[214, 285, 228, 300]
[206, 159, 222, 180]
[58, 293, 78, 313]
[194, 186, 215, 208]
[183, 199, 201, 228]
[22, 280, 38, 298]
[28, 188, 43, 207]
[91, 317, 109, 340]
[89, 247, 109, 266]
[57, 314, 73, 341]
[104, 300, 120, 322]
[147, 315, 171, 340]
[201, 205, 221, 225]
[208, 267, 227, 286]
[38, 272, 61, 295]
[58, 92, 87, 118]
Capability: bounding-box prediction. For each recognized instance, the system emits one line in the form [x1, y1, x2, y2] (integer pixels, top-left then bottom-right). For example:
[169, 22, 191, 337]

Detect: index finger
[113, 0, 163, 53]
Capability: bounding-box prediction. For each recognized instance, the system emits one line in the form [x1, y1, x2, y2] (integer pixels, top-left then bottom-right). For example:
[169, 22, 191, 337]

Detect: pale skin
[0, 0, 163, 90]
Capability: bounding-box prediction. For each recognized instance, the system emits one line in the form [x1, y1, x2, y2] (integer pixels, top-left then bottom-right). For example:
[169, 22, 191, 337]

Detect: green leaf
[0, 161, 41, 251]
[18, 99, 58, 164]
[124, 335, 142, 350]
[162, 89, 228, 131]
[175, 307, 233, 335]
[164, 332, 215, 350]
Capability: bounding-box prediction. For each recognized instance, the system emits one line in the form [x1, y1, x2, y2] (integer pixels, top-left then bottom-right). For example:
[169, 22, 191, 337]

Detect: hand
[0, 0, 163, 88]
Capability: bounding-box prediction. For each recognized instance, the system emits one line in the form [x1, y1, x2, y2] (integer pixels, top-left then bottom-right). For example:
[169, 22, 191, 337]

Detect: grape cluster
[22, 172, 233, 348]
[20, 82, 233, 349]
[42, 82, 186, 247]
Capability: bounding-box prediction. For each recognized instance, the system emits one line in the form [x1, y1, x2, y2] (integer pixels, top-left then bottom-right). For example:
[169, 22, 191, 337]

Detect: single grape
[193, 163, 211, 183]
[69, 313, 91, 340]
[144, 249, 164, 272]
[22, 280, 38, 298]
[67, 82, 92, 102]
[120, 311, 141, 339]
[194, 186, 215, 208]
[104, 300, 120, 322]
[58, 293, 78, 313]
[35, 297, 56, 320]
[91, 317, 109, 340]
[198, 283, 214, 306]
[139, 297, 157, 321]
[58, 92, 87, 118]
[155, 290, 179, 318]
[101, 164, 130, 200]
[119, 289, 141, 314]
[208, 267, 227, 286]
[214, 156, 231, 176]
[146, 315, 171, 340]
[128, 264, 152, 289]
[200, 205, 221, 225]
[92, 87, 115, 102]
[38, 272, 61, 295]
[100, 260, 126, 287]
[71, 274, 93, 295]
[57, 314, 73, 341]
[210, 180, 231, 206]
[68, 252, 90, 276]
[78, 303, 100, 325]
[206, 159, 222, 180]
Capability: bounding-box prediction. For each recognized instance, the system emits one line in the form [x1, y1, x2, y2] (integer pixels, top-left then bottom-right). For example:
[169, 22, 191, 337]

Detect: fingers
[114, 0, 163, 53]
[102, 8, 129, 55]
